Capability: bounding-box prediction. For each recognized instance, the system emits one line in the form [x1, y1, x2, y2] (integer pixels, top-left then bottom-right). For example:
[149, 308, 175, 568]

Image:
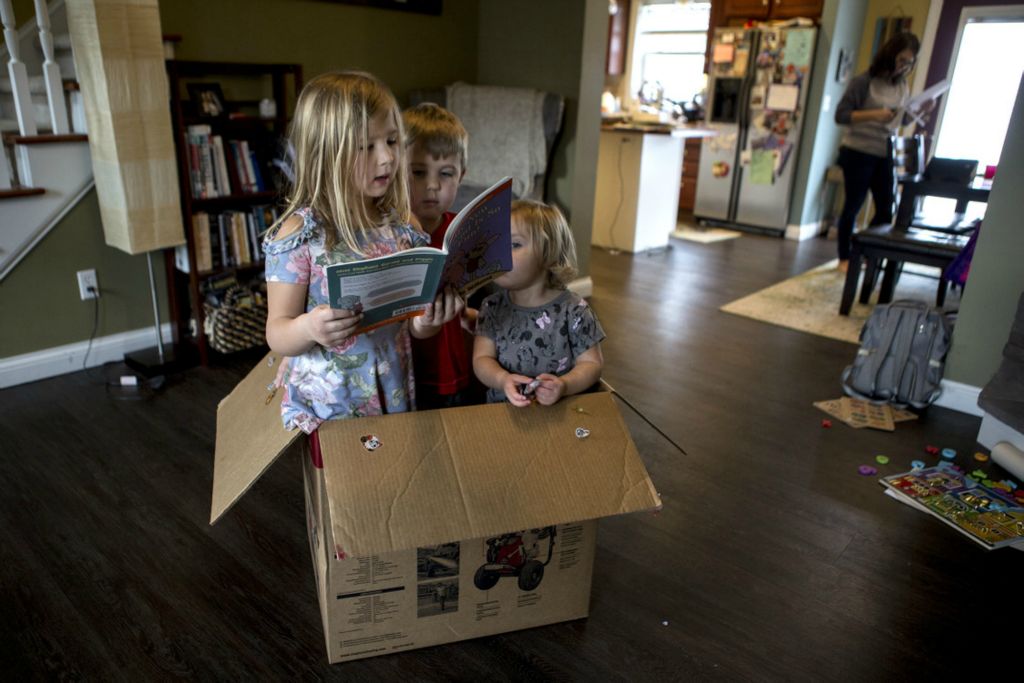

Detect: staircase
[1, 0, 94, 280]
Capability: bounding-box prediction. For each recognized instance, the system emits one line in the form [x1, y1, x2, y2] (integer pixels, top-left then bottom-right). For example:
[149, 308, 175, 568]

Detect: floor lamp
[124, 250, 185, 378]
[68, 0, 187, 377]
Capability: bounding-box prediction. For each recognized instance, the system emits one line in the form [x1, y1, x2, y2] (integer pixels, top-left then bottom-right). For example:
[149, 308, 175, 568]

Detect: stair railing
[1, 0, 38, 136]
[33, 0, 68, 134]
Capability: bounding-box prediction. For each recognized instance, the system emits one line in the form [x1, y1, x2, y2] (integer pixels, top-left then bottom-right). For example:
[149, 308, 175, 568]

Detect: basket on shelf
[202, 284, 267, 354]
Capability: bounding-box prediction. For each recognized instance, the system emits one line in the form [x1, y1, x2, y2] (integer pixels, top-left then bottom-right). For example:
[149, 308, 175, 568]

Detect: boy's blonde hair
[402, 103, 469, 171]
[277, 70, 411, 254]
[512, 200, 578, 288]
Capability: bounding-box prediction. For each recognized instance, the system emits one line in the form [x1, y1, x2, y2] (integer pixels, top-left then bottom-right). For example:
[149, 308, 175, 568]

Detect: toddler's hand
[534, 373, 566, 406]
[304, 304, 362, 348]
[502, 373, 536, 408]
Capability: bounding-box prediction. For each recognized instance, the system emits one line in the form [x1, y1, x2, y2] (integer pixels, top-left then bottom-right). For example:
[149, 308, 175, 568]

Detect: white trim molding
[978, 412, 1024, 451]
[568, 275, 594, 299]
[933, 378, 983, 416]
[0, 323, 173, 388]
[785, 221, 824, 241]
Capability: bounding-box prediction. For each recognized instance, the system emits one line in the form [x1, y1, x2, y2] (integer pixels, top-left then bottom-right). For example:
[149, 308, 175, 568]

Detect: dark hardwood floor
[3, 232, 1019, 681]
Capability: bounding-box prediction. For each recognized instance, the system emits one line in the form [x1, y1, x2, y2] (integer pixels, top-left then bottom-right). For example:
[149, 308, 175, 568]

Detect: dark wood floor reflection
[2, 232, 1018, 680]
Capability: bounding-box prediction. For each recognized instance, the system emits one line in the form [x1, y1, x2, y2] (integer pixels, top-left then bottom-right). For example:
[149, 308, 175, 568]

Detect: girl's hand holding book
[304, 304, 363, 348]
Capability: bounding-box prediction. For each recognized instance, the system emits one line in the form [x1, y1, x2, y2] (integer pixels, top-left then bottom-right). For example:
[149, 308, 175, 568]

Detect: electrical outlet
[77, 269, 99, 300]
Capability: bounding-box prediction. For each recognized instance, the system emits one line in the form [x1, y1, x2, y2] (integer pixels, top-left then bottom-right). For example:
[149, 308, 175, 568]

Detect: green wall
[788, 0, 864, 228]
[943, 75, 1024, 388]
[0, 190, 167, 357]
[159, 0, 480, 104]
[476, 0, 603, 279]
[1, 0, 481, 361]
[3, 0, 607, 362]
[0, 0, 36, 45]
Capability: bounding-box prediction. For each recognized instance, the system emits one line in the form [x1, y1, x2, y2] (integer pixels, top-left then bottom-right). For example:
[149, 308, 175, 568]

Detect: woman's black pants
[836, 146, 894, 260]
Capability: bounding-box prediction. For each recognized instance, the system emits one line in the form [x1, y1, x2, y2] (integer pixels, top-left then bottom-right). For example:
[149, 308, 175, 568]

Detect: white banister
[34, 0, 69, 134]
[1, 0, 38, 136]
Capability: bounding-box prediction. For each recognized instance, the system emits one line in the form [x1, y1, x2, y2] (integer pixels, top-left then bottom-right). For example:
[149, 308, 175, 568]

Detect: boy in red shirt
[404, 103, 481, 409]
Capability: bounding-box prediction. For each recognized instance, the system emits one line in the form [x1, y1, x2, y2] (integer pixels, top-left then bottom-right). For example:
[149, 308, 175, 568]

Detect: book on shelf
[880, 463, 1024, 550]
[326, 176, 513, 332]
[192, 212, 213, 272]
[189, 207, 279, 273]
[211, 135, 232, 196]
[185, 124, 273, 198]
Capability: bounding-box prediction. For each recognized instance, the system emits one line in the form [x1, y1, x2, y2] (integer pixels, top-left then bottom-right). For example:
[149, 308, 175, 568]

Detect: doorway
[926, 6, 1024, 220]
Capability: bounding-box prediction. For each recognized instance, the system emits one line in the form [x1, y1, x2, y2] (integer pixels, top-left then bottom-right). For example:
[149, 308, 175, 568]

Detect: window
[924, 11, 1024, 222]
[628, 1, 711, 106]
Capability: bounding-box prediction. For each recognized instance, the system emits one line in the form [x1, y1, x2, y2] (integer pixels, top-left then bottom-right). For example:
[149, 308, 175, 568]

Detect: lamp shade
[67, 0, 184, 254]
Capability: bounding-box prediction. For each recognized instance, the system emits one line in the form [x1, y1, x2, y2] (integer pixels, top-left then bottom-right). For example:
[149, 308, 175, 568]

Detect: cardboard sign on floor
[211, 353, 660, 663]
[814, 397, 917, 431]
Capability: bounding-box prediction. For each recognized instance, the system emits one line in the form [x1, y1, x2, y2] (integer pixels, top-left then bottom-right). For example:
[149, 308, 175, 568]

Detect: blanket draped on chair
[446, 82, 547, 200]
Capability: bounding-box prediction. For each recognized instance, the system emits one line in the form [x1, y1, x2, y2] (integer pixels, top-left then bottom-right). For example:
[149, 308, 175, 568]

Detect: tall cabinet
[163, 60, 302, 366]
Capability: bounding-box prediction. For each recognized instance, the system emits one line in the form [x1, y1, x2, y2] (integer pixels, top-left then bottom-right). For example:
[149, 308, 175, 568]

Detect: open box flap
[318, 391, 660, 558]
[210, 352, 301, 525]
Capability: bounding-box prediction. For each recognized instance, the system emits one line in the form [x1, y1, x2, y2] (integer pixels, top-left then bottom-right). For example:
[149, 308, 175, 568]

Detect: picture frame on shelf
[187, 82, 226, 117]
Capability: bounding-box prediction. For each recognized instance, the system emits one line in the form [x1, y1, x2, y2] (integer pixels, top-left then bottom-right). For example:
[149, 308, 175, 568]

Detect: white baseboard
[978, 412, 1024, 451]
[568, 275, 593, 299]
[933, 379, 984, 417]
[0, 323, 173, 389]
[785, 221, 824, 241]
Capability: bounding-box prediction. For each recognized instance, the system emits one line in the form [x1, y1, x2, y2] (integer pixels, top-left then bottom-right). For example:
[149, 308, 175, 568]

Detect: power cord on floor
[605, 136, 627, 255]
[80, 285, 165, 399]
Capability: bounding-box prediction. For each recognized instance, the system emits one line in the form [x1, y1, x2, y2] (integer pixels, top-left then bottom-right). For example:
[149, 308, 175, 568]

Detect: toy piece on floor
[858, 465, 878, 476]
[876, 455, 890, 465]
[941, 448, 957, 459]
[974, 451, 990, 462]
[813, 397, 895, 431]
[821, 418, 832, 428]
[926, 445, 940, 455]
[911, 460, 926, 470]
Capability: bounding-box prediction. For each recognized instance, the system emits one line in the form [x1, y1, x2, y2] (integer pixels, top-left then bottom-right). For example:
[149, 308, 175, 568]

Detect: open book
[326, 176, 513, 332]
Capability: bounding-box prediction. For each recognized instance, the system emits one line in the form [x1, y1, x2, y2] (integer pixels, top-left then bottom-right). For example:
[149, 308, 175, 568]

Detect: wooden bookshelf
[163, 60, 302, 366]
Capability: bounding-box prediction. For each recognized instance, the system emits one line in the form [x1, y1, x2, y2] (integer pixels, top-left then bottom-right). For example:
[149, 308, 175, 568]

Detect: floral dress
[263, 207, 428, 433]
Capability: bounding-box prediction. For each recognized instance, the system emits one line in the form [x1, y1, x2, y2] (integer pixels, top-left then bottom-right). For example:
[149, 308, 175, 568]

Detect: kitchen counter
[591, 123, 715, 253]
[599, 121, 717, 138]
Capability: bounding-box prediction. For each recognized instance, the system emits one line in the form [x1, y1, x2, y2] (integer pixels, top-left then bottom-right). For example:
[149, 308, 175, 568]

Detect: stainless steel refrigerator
[694, 25, 817, 233]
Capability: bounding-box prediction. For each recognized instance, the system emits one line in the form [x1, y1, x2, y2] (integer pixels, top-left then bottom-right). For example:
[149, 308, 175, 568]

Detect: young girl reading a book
[473, 200, 604, 407]
[263, 71, 462, 433]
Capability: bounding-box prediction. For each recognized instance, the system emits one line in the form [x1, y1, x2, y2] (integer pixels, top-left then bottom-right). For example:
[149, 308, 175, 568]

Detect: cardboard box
[212, 353, 660, 663]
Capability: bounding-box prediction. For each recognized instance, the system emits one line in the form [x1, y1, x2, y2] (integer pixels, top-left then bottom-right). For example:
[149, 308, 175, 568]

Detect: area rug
[671, 225, 742, 243]
[720, 260, 953, 344]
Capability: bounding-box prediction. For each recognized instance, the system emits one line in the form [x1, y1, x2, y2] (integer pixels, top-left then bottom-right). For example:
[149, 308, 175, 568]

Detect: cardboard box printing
[211, 353, 660, 663]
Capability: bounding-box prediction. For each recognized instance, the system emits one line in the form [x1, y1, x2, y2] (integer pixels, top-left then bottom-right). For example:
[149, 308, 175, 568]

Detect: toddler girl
[263, 71, 461, 432]
[473, 200, 604, 407]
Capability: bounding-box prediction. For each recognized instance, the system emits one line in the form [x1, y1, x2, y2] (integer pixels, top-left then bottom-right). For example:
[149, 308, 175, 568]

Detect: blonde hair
[402, 103, 469, 171]
[512, 199, 578, 288]
[275, 71, 411, 253]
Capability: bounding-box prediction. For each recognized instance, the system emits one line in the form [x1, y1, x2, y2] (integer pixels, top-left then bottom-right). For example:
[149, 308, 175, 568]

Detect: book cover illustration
[439, 177, 513, 297]
[326, 177, 512, 332]
[880, 464, 1024, 549]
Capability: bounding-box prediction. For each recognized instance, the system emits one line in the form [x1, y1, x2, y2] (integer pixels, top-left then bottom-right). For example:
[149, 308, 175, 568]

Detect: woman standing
[834, 32, 926, 272]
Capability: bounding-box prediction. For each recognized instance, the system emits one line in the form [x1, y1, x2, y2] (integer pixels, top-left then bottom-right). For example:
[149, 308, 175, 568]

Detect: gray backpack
[842, 300, 955, 409]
